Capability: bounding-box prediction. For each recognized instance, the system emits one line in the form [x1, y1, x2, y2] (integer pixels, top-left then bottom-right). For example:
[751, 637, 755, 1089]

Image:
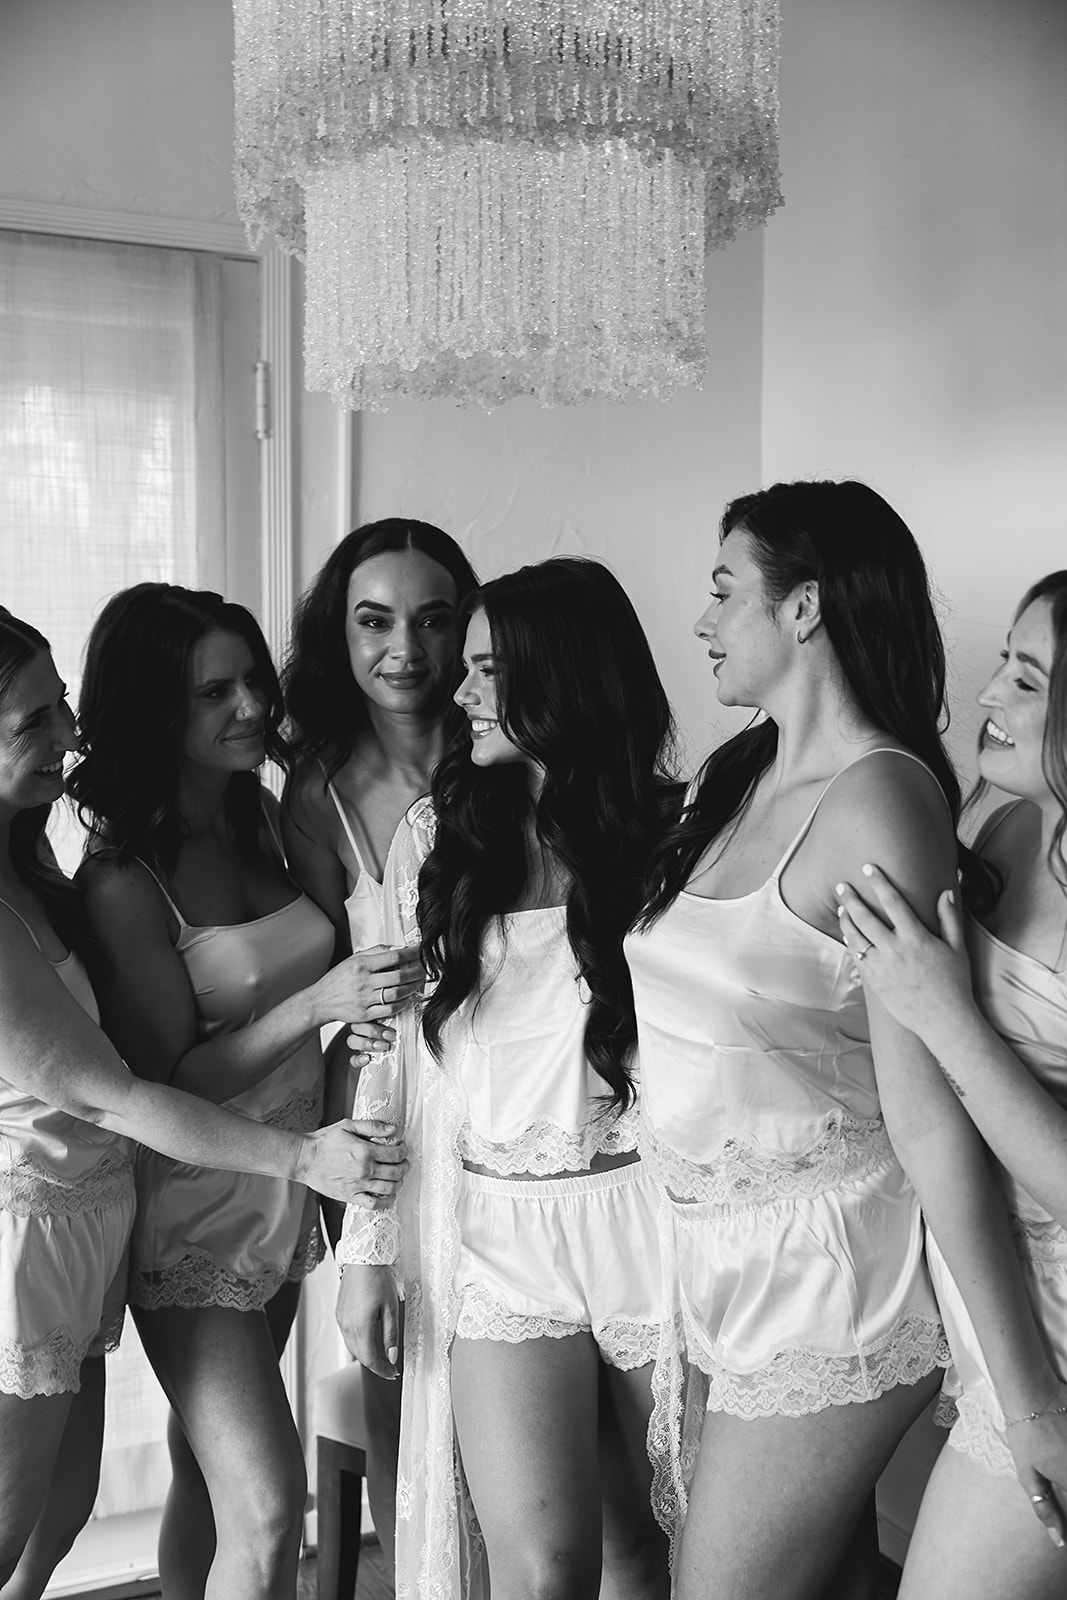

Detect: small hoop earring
[795, 628, 806, 645]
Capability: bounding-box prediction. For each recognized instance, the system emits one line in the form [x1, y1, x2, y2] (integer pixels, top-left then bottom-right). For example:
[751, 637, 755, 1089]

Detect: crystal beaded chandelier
[233, 0, 782, 410]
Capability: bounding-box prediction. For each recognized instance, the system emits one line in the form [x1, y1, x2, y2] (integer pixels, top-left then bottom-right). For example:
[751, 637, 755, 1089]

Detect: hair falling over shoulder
[418, 557, 681, 1115]
[639, 479, 991, 924]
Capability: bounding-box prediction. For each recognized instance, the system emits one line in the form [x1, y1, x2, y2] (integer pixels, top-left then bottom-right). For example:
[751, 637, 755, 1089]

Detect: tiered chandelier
[233, 0, 782, 410]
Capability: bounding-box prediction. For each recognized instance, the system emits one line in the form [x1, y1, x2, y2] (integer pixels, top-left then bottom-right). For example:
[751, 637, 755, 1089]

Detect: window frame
[0, 197, 305, 1594]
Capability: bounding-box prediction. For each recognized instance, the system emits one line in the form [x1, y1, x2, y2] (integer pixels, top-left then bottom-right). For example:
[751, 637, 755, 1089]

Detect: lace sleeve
[336, 798, 436, 1270]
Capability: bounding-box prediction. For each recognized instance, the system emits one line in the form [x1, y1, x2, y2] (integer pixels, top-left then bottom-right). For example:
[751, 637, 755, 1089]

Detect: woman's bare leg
[0, 1365, 107, 1600]
[677, 1371, 940, 1600]
[899, 1441, 1067, 1600]
[151, 1283, 303, 1600]
[598, 1359, 670, 1600]
[134, 1302, 306, 1600]
[451, 1333, 604, 1600]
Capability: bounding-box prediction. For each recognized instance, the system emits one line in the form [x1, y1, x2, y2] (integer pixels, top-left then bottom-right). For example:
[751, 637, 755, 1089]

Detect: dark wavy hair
[639, 479, 985, 922]
[283, 519, 480, 781]
[0, 609, 83, 949]
[68, 584, 287, 874]
[967, 570, 1067, 897]
[419, 558, 680, 1113]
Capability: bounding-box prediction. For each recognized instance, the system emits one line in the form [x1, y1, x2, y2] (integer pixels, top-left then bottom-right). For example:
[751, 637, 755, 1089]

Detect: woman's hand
[835, 864, 973, 1041]
[1005, 1380, 1067, 1549]
[310, 944, 423, 1028]
[296, 1119, 407, 1205]
[347, 1018, 397, 1070]
[336, 1264, 401, 1380]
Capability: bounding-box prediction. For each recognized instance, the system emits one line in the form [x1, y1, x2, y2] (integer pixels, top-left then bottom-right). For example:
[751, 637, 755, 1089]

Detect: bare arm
[78, 855, 420, 1104]
[837, 868, 1067, 1235]
[0, 905, 405, 1204]
[823, 762, 1067, 1535]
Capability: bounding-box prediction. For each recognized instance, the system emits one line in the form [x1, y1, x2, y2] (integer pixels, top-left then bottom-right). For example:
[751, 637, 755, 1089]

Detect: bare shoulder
[76, 852, 173, 939]
[817, 747, 956, 890]
[283, 756, 333, 836]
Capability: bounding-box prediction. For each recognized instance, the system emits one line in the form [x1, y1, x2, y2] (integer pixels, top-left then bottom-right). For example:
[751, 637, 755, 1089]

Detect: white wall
[762, 0, 1067, 1559]
[763, 0, 1067, 778]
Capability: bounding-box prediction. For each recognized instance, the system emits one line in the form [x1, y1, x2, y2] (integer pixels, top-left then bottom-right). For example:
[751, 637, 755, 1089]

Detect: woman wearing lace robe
[0, 607, 404, 1599]
[837, 570, 1067, 1598]
[625, 481, 1065, 1599]
[281, 518, 478, 1573]
[337, 558, 679, 1600]
[65, 585, 419, 1600]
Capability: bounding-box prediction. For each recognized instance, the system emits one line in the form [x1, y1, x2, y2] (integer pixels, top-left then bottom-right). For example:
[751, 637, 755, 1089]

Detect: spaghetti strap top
[0, 896, 99, 1024]
[135, 837, 334, 1048]
[326, 780, 384, 952]
[626, 747, 948, 1173]
[0, 895, 131, 1200]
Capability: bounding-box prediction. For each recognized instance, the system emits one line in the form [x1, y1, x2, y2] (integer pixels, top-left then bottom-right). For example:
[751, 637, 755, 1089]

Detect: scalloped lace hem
[261, 1081, 323, 1134]
[0, 1145, 134, 1218]
[1010, 1209, 1067, 1266]
[130, 1226, 322, 1311]
[459, 1109, 640, 1177]
[86, 1303, 126, 1360]
[943, 1392, 1015, 1477]
[0, 1324, 98, 1397]
[645, 1109, 895, 1212]
[454, 1283, 657, 1369]
[686, 1311, 951, 1417]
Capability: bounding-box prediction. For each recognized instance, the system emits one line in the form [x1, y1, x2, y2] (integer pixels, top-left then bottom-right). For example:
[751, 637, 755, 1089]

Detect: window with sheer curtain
[0, 226, 239, 1523]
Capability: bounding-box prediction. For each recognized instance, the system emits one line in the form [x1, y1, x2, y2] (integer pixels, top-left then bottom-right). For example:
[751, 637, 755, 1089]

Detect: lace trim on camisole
[129, 1218, 325, 1312]
[458, 1104, 640, 1176]
[260, 1081, 323, 1134]
[643, 1108, 895, 1212]
[0, 1145, 134, 1218]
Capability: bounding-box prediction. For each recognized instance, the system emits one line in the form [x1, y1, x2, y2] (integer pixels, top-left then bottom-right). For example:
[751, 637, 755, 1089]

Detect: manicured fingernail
[862, 863, 874, 876]
[387, 1345, 398, 1364]
[834, 883, 845, 896]
[1047, 1525, 1064, 1548]
[946, 890, 955, 905]
[836, 904, 845, 917]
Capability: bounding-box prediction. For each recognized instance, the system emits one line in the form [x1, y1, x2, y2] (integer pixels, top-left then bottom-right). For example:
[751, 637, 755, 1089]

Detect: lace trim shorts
[928, 1222, 1067, 1479]
[454, 1161, 661, 1371]
[0, 1187, 134, 1397]
[128, 1078, 325, 1313]
[670, 1154, 950, 1417]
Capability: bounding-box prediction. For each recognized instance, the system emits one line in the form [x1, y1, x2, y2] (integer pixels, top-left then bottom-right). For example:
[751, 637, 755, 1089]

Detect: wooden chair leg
[317, 1437, 364, 1600]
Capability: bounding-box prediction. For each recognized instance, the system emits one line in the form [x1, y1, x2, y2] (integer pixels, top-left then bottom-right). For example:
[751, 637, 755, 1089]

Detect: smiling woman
[63, 584, 416, 1600]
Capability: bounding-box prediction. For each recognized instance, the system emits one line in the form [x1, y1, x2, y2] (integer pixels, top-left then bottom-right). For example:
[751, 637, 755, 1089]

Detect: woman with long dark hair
[0, 606, 403, 1599]
[338, 558, 678, 1600]
[625, 480, 1060, 1599]
[837, 571, 1067, 1597]
[282, 518, 478, 1568]
[66, 584, 419, 1600]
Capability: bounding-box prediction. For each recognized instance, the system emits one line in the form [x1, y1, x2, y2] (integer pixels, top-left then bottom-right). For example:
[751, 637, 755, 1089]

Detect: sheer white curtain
[0, 226, 227, 1517]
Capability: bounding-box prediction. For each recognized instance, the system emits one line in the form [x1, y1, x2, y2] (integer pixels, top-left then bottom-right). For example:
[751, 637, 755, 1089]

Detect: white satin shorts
[454, 1160, 661, 1370]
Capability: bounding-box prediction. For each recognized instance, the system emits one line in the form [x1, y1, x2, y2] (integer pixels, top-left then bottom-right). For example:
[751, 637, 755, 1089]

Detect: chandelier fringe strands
[233, 0, 782, 409]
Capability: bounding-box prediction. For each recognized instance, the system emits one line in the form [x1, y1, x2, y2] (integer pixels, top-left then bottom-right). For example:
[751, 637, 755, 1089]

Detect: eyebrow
[1015, 649, 1050, 677]
[352, 597, 454, 613]
[18, 683, 68, 722]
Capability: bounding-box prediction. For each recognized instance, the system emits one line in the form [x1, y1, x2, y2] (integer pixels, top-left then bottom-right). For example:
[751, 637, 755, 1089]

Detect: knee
[502, 1545, 600, 1600]
[226, 1453, 307, 1561]
[603, 1522, 670, 1596]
